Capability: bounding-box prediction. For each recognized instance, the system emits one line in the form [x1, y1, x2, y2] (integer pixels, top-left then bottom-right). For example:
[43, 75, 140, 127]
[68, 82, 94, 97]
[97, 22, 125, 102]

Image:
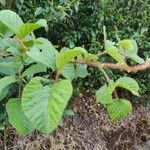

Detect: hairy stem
[72, 60, 150, 72]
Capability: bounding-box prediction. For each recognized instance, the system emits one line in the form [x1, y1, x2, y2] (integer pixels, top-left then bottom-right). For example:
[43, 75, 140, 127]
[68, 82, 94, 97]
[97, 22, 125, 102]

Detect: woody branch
[72, 59, 150, 72]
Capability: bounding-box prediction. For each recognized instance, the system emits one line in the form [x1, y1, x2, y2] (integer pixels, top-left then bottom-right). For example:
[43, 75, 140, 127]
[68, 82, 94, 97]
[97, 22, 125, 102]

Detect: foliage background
[1, 0, 150, 93]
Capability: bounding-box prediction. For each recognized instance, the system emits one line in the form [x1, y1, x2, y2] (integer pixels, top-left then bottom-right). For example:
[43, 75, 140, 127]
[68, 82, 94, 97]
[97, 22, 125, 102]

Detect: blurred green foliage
[1, 0, 150, 92]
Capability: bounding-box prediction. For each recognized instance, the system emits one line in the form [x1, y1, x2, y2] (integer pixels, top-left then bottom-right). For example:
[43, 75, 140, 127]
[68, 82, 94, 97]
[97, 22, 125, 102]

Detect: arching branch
[72, 60, 150, 72]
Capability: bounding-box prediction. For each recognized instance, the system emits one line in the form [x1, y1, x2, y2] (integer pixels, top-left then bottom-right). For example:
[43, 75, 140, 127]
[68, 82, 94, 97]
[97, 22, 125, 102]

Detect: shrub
[1, 0, 150, 92]
[0, 10, 149, 135]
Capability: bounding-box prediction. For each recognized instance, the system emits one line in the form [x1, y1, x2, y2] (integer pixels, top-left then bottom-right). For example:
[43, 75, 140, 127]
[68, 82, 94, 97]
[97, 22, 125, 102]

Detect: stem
[99, 67, 110, 82]
[99, 66, 119, 98]
[103, 26, 107, 50]
[55, 70, 61, 83]
[18, 65, 23, 98]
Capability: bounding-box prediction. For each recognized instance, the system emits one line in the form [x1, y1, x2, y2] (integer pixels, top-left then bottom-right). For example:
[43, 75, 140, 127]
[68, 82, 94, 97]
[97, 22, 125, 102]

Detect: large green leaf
[22, 78, 73, 133]
[107, 99, 132, 121]
[27, 38, 58, 69]
[0, 76, 18, 97]
[0, 57, 22, 75]
[56, 49, 82, 69]
[6, 98, 33, 135]
[0, 10, 24, 34]
[96, 85, 113, 104]
[116, 77, 139, 96]
[17, 23, 43, 38]
[107, 46, 124, 63]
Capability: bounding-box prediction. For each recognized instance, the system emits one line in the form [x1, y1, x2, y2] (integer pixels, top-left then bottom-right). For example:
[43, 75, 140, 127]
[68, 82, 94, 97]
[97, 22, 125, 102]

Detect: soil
[0, 93, 150, 150]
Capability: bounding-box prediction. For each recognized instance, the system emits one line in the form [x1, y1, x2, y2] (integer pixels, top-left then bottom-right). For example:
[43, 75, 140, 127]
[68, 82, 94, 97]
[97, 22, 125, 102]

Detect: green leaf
[62, 64, 88, 80]
[108, 80, 117, 94]
[116, 77, 139, 96]
[75, 64, 88, 78]
[36, 19, 48, 31]
[124, 40, 145, 64]
[0, 86, 9, 101]
[105, 40, 115, 49]
[22, 78, 73, 133]
[107, 99, 132, 121]
[22, 63, 47, 79]
[27, 38, 58, 69]
[6, 98, 33, 135]
[0, 76, 17, 97]
[64, 109, 75, 116]
[24, 39, 43, 47]
[17, 23, 43, 38]
[84, 53, 98, 61]
[107, 46, 124, 63]
[56, 49, 82, 69]
[0, 10, 24, 34]
[71, 47, 87, 53]
[62, 64, 76, 81]
[96, 85, 113, 104]
[0, 22, 13, 37]
[117, 39, 134, 51]
[0, 58, 21, 75]
[127, 52, 145, 64]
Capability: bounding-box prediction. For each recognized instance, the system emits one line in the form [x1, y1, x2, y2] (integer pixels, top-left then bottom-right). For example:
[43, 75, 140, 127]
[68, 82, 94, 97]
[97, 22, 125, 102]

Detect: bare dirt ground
[0, 94, 150, 150]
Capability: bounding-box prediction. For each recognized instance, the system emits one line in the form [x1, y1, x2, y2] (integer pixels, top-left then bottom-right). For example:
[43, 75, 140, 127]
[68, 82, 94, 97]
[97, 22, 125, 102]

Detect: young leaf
[17, 23, 43, 38]
[107, 46, 124, 63]
[127, 51, 145, 64]
[116, 77, 139, 96]
[0, 76, 18, 97]
[56, 49, 82, 69]
[107, 99, 132, 121]
[117, 39, 134, 51]
[0, 10, 24, 34]
[36, 19, 48, 31]
[105, 40, 115, 49]
[22, 78, 73, 133]
[24, 39, 43, 47]
[96, 85, 113, 104]
[6, 98, 33, 135]
[84, 53, 98, 61]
